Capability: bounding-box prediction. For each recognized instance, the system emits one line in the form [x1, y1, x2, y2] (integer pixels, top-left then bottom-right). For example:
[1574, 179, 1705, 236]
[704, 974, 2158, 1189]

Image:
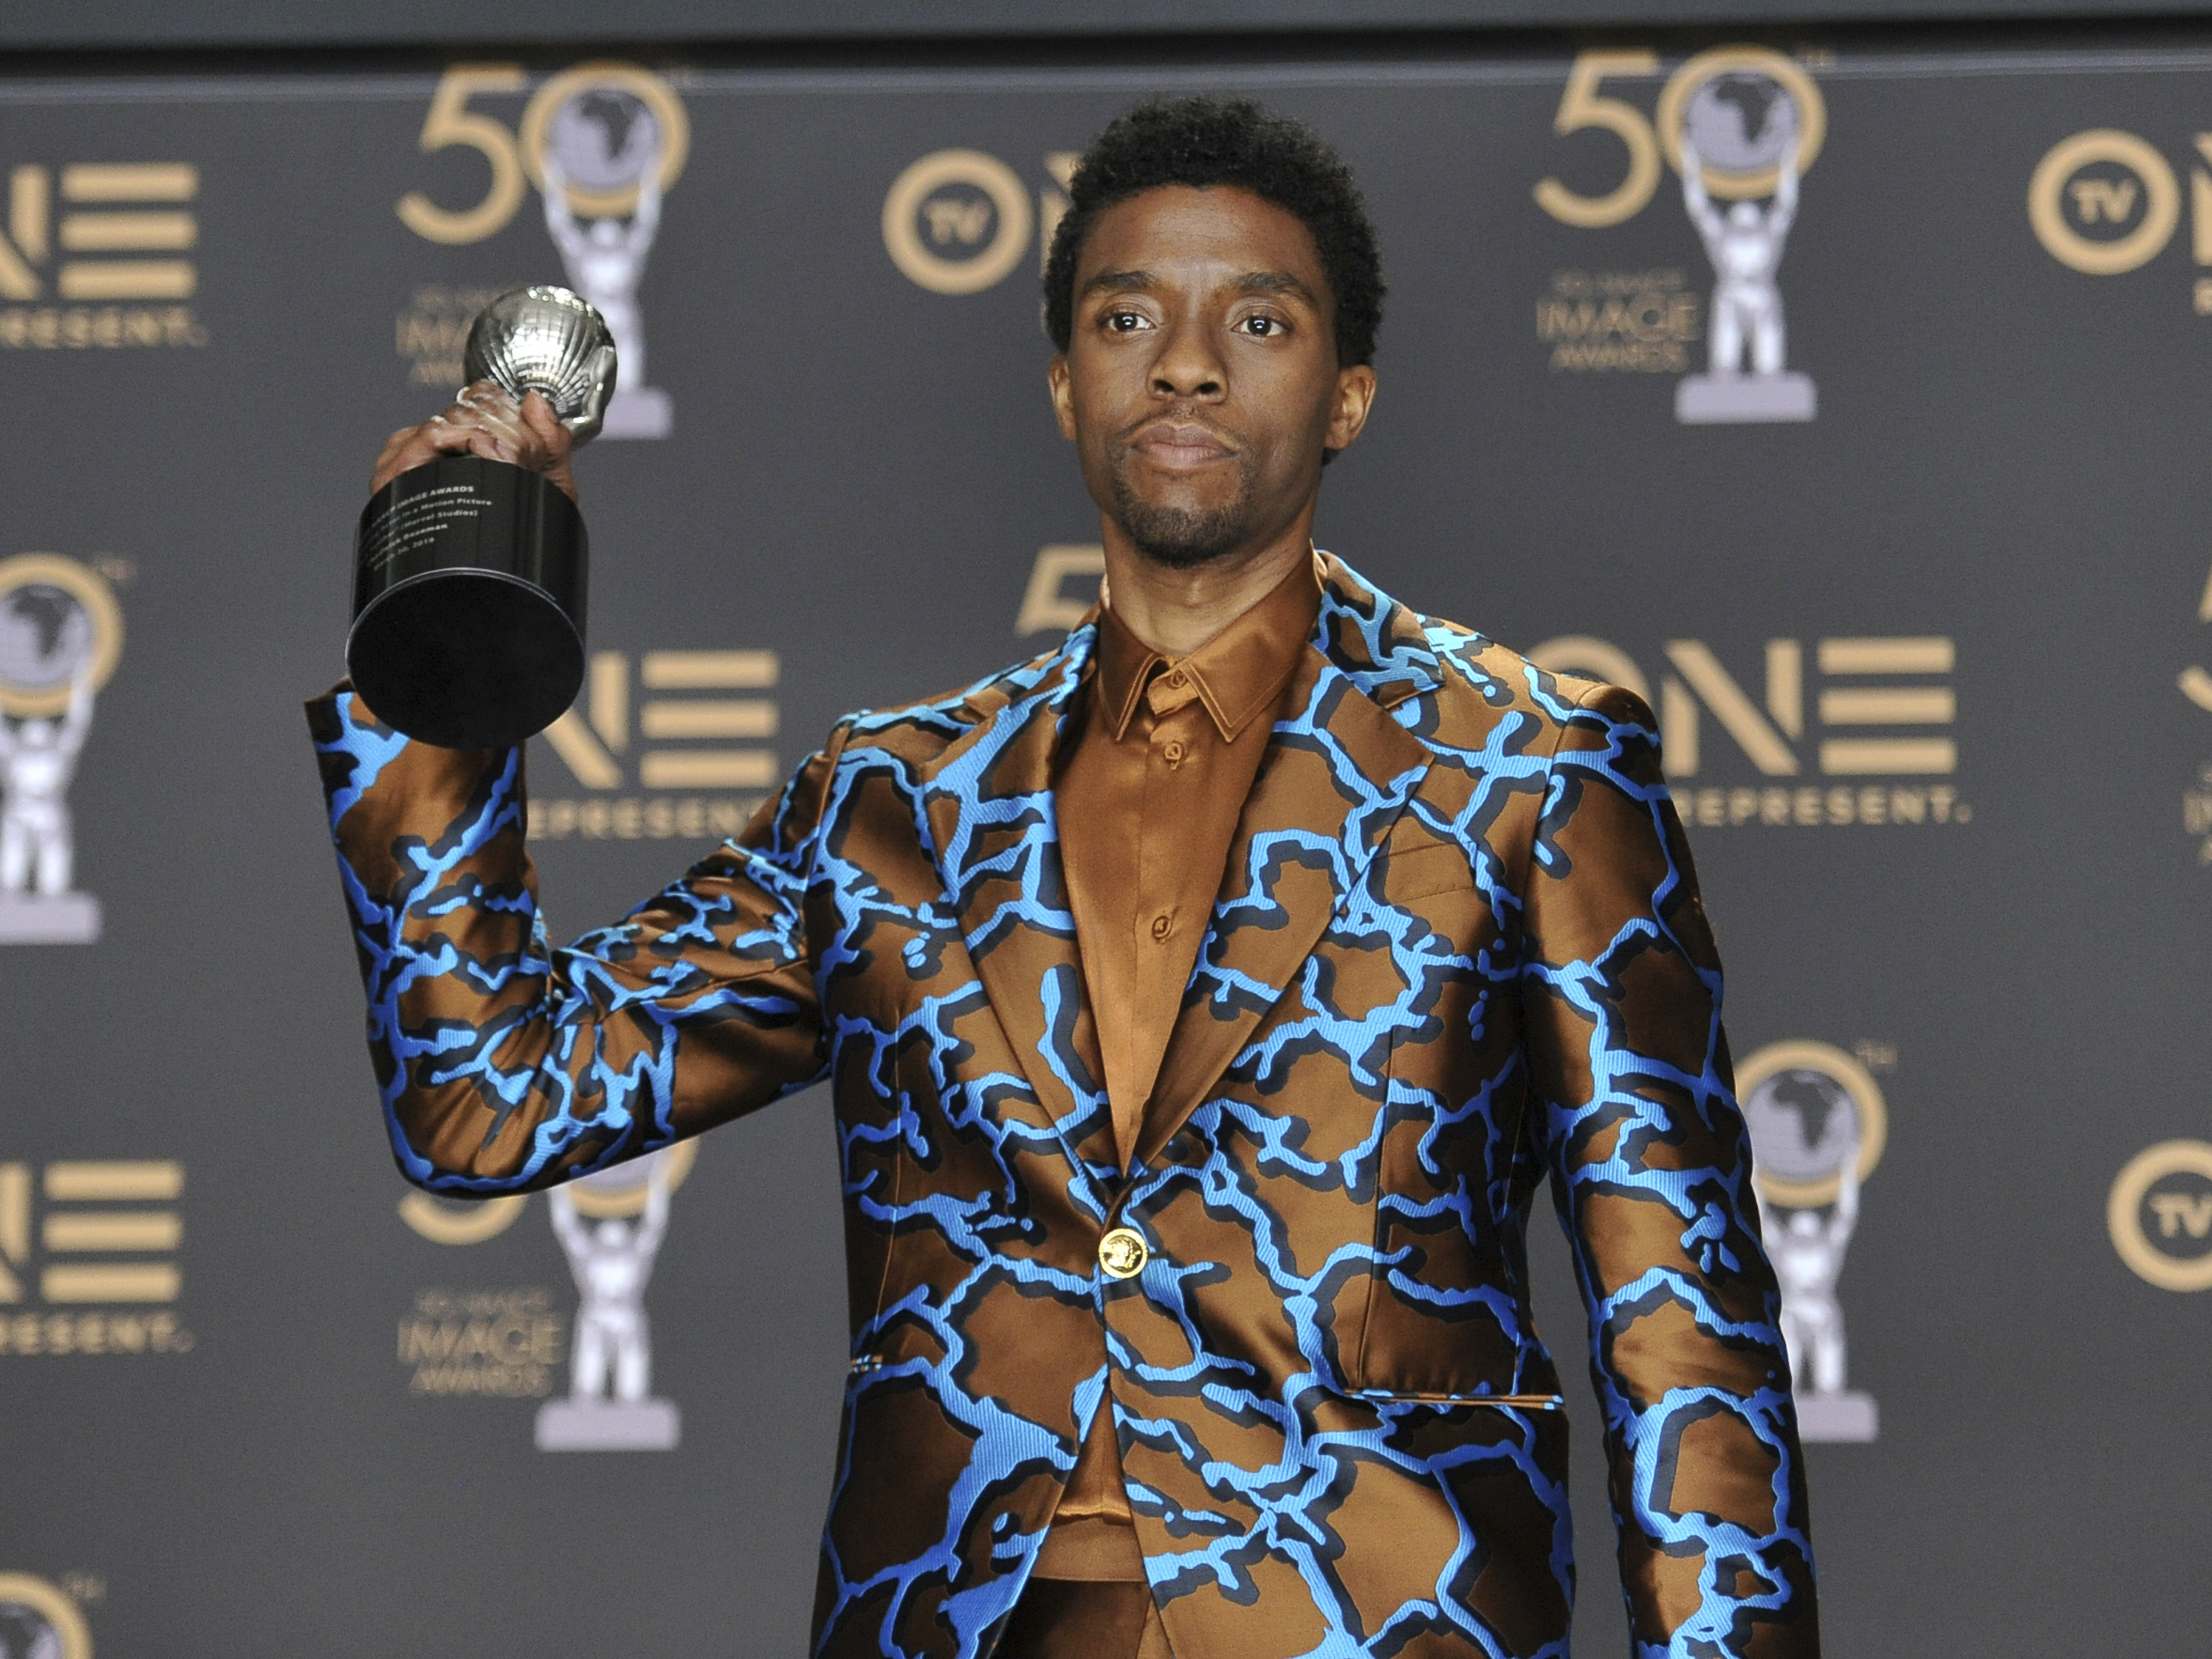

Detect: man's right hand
[371, 380, 579, 503]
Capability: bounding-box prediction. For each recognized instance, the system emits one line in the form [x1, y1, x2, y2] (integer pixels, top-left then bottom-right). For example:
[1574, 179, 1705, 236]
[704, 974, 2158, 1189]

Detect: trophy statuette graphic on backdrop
[537, 1145, 687, 1451]
[1671, 65, 1818, 425]
[0, 553, 119, 945]
[348, 286, 615, 750]
[1738, 1041, 1886, 1442]
[538, 85, 673, 440]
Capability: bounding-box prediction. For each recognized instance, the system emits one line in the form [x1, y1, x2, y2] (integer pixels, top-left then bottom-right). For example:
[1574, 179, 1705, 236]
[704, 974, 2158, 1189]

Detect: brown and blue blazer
[308, 554, 1816, 1658]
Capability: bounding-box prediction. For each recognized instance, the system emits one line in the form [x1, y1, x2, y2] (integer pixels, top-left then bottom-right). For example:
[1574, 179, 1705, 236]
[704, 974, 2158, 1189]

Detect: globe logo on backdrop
[0, 1575, 89, 1659]
[0, 1603, 59, 1659]
[1739, 1042, 1887, 1210]
[1681, 71, 1801, 177]
[1743, 1065, 1860, 1189]
[546, 89, 662, 195]
[1737, 1040, 1887, 1442]
[0, 585, 94, 697]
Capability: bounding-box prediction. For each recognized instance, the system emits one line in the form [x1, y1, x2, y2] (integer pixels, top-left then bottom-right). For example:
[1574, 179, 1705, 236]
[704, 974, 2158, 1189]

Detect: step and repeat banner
[1, 38, 2208, 1658]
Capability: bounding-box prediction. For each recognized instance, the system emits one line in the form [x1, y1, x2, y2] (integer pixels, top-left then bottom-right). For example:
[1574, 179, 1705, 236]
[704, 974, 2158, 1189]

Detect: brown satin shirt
[1036, 554, 1323, 1583]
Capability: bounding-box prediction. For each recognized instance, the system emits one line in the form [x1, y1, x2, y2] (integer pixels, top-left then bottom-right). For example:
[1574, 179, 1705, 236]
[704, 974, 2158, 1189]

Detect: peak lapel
[915, 634, 1119, 1189]
[1136, 639, 1434, 1167]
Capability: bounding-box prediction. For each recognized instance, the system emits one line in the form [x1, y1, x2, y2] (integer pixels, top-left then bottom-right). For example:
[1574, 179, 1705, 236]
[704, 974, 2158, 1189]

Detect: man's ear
[1047, 353, 1077, 442]
[1325, 363, 1378, 454]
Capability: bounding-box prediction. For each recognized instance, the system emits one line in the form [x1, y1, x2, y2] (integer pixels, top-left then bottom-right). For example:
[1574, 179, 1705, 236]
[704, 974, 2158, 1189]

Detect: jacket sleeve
[1518, 681, 1818, 1657]
[306, 687, 845, 1194]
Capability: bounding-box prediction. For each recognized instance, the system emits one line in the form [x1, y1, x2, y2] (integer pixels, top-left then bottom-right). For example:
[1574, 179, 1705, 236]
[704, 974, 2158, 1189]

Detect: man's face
[1049, 184, 1375, 570]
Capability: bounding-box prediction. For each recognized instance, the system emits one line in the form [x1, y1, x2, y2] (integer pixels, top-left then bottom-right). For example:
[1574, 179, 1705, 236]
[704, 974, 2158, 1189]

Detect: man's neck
[1098, 522, 1316, 659]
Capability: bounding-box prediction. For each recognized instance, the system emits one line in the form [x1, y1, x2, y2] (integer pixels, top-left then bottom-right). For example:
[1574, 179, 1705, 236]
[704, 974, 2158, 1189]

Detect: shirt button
[1098, 1227, 1149, 1279]
[1164, 670, 1187, 690]
[1150, 913, 1174, 941]
[1162, 739, 1187, 767]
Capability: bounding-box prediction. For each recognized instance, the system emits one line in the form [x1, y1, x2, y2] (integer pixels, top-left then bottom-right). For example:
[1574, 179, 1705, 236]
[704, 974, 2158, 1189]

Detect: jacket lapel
[914, 628, 1120, 1193]
[1136, 558, 1440, 1165]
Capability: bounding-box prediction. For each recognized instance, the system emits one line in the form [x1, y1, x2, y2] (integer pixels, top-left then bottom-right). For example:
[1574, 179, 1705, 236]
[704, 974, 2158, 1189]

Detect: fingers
[367, 381, 578, 498]
[369, 419, 492, 493]
[517, 389, 568, 450]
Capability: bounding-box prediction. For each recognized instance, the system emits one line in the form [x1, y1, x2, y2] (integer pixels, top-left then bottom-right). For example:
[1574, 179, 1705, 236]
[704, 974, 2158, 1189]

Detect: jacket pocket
[1348, 1387, 1565, 1409]
[1353, 1052, 1532, 1400]
[1378, 835, 1478, 904]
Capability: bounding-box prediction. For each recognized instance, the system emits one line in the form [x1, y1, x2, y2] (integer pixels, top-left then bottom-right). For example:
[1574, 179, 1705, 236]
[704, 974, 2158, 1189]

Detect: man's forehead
[1078, 184, 1327, 287]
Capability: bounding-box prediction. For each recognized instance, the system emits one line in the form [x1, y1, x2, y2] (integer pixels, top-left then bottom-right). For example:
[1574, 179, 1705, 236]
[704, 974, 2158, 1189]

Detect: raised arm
[55, 664, 94, 759]
[308, 693, 845, 1196]
[628, 148, 662, 247]
[540, 154, 584, 258]
[1519, 681, 1817, 1655]
[1829, 1133, 1859, 1249]
[548, 1185, 590, 1255]
[1768, 135, 1800, 239]
[318, 385, 835, 1196]
[1679, 136, 1724, 241]
[634, 1158, 672, 1254]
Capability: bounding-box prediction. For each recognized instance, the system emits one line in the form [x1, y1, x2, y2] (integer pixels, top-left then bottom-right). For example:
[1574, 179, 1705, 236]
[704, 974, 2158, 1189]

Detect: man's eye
[1240, 315, 1284, 336]
[1106, 310, 1148, 333]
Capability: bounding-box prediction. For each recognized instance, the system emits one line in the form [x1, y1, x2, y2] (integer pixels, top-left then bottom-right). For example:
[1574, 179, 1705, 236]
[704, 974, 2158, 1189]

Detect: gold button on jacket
[1097, 1228, 1148, 1279]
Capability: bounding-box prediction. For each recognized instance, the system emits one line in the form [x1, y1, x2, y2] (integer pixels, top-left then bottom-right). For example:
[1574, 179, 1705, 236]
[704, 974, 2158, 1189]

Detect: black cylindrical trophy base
[348, 455, 586, 750]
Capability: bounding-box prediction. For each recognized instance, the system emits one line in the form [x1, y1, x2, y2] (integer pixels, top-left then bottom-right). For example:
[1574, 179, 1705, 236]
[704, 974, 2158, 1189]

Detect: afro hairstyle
[1042, 95, 1384, 369]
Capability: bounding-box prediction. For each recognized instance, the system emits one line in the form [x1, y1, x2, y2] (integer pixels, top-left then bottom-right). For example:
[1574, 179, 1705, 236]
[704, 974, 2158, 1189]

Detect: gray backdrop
[1, 36, 2208, 1658]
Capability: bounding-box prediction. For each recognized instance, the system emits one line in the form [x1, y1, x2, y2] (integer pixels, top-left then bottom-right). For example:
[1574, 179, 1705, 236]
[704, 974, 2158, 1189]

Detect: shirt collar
[1092, 551, 1323, 743]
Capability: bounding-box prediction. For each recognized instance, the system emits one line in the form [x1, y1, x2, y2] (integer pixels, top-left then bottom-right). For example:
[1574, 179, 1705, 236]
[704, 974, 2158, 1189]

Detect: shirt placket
[1124, 665, 1211, 1162]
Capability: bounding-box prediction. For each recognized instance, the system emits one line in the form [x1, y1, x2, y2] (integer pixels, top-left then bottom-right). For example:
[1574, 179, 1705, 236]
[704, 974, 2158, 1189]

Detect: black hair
[1042, 95, 1384, 368]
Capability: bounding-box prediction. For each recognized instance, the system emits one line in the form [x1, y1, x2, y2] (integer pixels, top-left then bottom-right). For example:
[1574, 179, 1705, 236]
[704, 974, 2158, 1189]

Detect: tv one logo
[1013, 552, 1960, 828]
[0, 163, 206, 349]
[0, 1160, 191, 1357]
[882, 148, 1079, 294]
[2028, 128, 2212, 306]
[2109, 1140, 2212, 1292]
[527, 648, 780, 842]
[1531, 632, 1963, 827]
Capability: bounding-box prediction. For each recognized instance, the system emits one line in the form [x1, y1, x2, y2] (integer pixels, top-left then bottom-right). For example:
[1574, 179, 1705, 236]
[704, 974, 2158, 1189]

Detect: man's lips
[1126, 421, 1236, 469]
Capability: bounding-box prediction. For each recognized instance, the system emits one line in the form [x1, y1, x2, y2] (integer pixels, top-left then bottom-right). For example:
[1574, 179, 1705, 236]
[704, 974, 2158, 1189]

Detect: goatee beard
[1109, 456, 1255, 570]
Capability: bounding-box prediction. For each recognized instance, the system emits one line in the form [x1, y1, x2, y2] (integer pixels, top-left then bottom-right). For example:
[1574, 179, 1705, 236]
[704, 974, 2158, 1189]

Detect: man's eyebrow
[1079, 269, 1321, 303]
[1082, 268, 1156, 297]
[1231, 271, 1319, 304]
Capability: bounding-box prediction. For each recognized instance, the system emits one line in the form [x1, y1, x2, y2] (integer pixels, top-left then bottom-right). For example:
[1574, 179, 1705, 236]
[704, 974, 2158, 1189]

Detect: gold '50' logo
[1534, 45, 1829, 228]
[397, 61, 690, 245]
[397, 1139, 697, 1244]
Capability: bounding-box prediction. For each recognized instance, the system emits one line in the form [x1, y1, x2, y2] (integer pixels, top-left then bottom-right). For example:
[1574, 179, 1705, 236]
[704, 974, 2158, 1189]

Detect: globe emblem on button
[1098, 1227, 1149, 1279]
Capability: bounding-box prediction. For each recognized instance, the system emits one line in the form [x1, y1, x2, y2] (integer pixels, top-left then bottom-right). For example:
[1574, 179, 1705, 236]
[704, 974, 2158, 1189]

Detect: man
[312, 98, 1817, 1658]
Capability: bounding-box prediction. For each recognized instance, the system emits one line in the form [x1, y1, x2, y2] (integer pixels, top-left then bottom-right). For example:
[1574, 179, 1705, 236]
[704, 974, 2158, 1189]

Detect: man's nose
[1150, 312, 1226, 399]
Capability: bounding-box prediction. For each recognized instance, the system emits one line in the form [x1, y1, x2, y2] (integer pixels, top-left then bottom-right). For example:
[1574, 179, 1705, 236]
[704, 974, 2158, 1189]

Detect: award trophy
[347, 285, 616, 749]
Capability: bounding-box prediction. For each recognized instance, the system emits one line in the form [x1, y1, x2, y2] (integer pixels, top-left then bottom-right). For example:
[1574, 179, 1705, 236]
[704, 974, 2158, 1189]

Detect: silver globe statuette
[347, 283, 623, 751]
[461, 284, 619, 441]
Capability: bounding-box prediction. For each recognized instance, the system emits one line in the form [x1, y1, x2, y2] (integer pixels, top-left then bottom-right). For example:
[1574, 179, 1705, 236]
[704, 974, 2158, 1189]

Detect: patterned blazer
[309, 554, 1816, 1659]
